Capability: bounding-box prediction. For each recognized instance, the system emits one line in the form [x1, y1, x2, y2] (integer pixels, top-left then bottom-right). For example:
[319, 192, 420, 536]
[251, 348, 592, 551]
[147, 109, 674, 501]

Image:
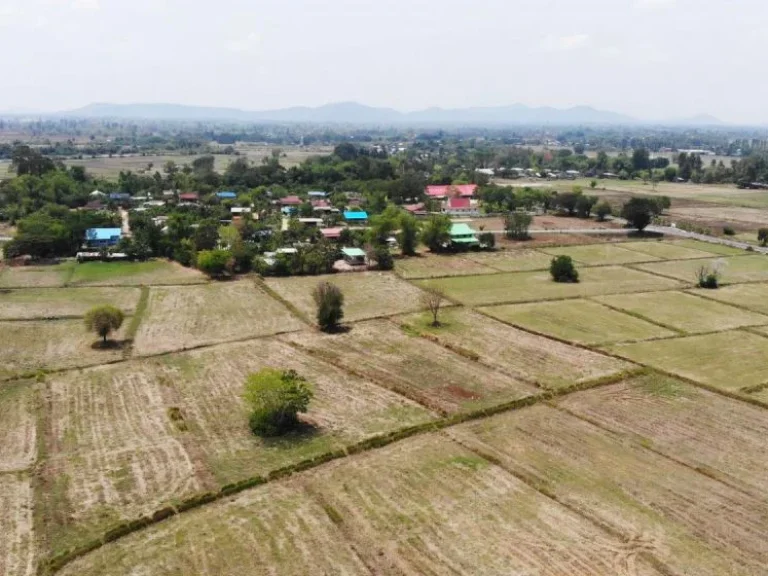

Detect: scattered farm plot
[0, 383, 37, 473]
[401, 308, 631, 389]
[688, 282, 768, 315]
[481, 299, 674, 345]
[668, 239, 748, 256]
[0, 287, 140, 320]
[595, 290, 768, 333]
[540, 243, 660, 265]
[395, 254, 498, 279]
[618, 240, 715, 260]
[0, 320, 126, 379]
[306, 434, 665, 576]
[635, 255, 768, 284]
[39, 366, 203, 554]
[0, 475, 35, 576]
[607, 330, 768, 391]
[265, 272, 427, 322]
[452, 405, 768, 576]
[559, 374, 768, 499]
[68, 260, 206, 286]
[416, 266, 682, 306]
[283, 319, 538, 414]
[59, 481, 372, 576]
[133, 281, 304, 355]
[0, 264, 72, 288]
[155, 339, 434, 484]
[464, 249, 554, 272]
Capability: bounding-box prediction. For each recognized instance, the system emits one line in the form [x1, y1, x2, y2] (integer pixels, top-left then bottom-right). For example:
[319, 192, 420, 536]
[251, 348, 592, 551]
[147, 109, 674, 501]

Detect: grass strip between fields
[38, 366, 643, 576]
[255, 278, 313, 326]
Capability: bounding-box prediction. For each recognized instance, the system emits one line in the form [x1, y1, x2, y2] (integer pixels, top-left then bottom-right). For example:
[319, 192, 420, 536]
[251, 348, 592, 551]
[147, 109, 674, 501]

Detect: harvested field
[540, 243, 660, 266]
[284, 320, 538, 414]
[452, 405, 768, 576]
[306, 434, 665, 576]
[0, 383, 37, 473]
[618, 240, 715, 260]
[749, 388, 768, 403]
[395, 254, 498, 279]
[689, 282, 768, 315]
[0, 320, 126, 379]
[595, 290, 768, 333]
[68, 260, 206, 286]
[667, 239, 747, 256]
[607, 330, 768, 391]
[635, 254, 768, 284]
[0, 264, 72, 288]
[670, 206, 768, 228]
[417, 266, 683, 306]
[402, 308, 631, 389]
[265, 272, 427, 322]
[0, 287, 140, 320]
[559, 373, 768, 499]
[464, 249, 554, 272]
[133, 281, 304, 355]
[60, 481, 372, 576]
[482, 299, 674, 345]
[0, 475, 35, 576]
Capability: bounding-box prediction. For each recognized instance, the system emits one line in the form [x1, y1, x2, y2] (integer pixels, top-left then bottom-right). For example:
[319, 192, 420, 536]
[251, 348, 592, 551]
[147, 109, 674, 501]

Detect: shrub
[244, 369, 314, 437]
[504, 212, 533, 240]
[196, 249, 233, 278]
[373, 246, 394, 270]
[550, 255, 579, 283]
[595, 201, 612, 222]
[696, 263, 722, 289]
[758, 228, 768, 246]
[478, 232, 495, 249]
[723, 226, 736, 236]
[575, 195, 597, 218]
[313, 281, 344, 332]
[84, 305, 125, 344]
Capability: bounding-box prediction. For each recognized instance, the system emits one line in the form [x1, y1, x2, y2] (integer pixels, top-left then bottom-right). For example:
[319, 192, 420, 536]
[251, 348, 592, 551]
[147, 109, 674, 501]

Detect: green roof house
[341, 247, 367, 266]
[450, 223, 479, 247]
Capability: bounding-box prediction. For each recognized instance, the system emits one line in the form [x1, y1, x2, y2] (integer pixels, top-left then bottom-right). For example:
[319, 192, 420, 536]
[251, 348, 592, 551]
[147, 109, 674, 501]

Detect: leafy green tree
[173, 238, 196, 267]
[590, 179, 598, 189]
[398, 211, 420, 256]
[575, 195, 598, 218]
[84, 305, 125, 345]
[243, 369, 314, 437]
[373, 246, 394, 270]
[554, 192, 581, 215]
[632, 148, 650, 172]
[663, 166, 678, 182]
[313, 281, 344, 332]
[595, 201, 612, 222]
[621, 198, 656, 231]
[197, 249, 233, 278]
[479, 232, 495, 248]
[550, 255, 579, 283]
[505, 212, 533, 240]
[420, 214, 452, 252]
[758, 228, 768, 246]
[193, 218, 220, 251]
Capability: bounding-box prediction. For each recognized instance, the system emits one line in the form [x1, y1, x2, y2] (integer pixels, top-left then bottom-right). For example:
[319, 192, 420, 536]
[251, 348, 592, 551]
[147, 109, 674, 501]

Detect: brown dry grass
[395, 254, 499, 279]
[401, 308, 631, 389]
[0, 265, 71, 289]
[0, 475, 35, 576]
[133, 281, 305, 355]
[452, 405, 768, 576]
[0, 320, 127, 380]
[0, 383, 37, 473]
[283, 320, 538, 414]
[265, 272, 427, 323]
[559, 374, 768, 499]
[0, 287, 140, 320]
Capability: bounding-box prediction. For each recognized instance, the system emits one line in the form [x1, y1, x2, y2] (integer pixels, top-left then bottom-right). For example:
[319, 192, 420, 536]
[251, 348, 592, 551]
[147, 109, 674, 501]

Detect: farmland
[3, 238, 768, 575]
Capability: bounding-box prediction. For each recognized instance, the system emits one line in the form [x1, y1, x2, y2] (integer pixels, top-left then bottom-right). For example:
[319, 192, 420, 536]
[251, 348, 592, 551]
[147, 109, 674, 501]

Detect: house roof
[426, 184, 478, 198]
[344, 211, 369, 220]
[447, 198, 471, 209]
[179, 192, 199, 200]
[308, 190, 327, 197]
[280, 195, 303, 205]
[85, 228, 122, 241]
[311, 199, 332, 208]
[231, 207, 252, 213]
[450, 223, 478, 237]
[342, 247, 366, 258]
[321, 227, 344, 239]
[216, 191, 237, 199]
[403, 203, 425, 213]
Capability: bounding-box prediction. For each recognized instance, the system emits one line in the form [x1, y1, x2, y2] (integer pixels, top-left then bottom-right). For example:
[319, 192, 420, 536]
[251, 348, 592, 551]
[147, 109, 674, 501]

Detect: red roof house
[447, 198, 471, 209]
[425, 184, 478, 199]
[280, 195, 303, 206]
[320, 227, 344, 240]
[179, 192, 199, 202]
[403, 203, 425, 213]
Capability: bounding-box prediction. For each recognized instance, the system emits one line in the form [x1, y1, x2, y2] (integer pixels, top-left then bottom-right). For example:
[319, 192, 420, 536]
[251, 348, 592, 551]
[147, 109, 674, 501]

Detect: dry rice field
[0, 265, 72, 289]
[0, 475, 35, 576]
[0, 383, 37, 473]
[133, 281, 305, 355]
[0, 287, 140, 320]
[634, 254, 768, 284]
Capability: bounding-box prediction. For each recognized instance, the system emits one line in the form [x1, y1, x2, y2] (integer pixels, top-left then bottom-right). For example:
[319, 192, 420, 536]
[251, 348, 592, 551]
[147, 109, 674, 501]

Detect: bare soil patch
[133, 281, 304, 355]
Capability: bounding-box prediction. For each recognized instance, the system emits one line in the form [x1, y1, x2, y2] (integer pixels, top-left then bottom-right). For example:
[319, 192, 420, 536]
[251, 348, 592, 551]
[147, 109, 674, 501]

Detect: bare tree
[421, 287, 447, 327]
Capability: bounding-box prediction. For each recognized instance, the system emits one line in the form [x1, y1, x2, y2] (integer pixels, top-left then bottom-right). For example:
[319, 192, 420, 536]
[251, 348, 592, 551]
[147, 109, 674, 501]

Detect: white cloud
[71, 0, 100, 11]
[636, 0, 676, 8]
[541, 34, 590, 52]
[227, 32, 262, 54]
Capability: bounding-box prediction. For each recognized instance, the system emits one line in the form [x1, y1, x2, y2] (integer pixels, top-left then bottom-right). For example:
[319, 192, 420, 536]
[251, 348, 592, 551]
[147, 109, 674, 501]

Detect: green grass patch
[596, 291, 768, 333]
[688, 282, 768, 315]
[481, 299, 674, 345]
[669, 239, 748, 256]
[417, 266, 683, 306]
[634, 255, 768, 284]
[618, 241, 715, 261]
[68, 260, 205, 286]
[540, 243, 660, 266]
[607, 330, 768, 391]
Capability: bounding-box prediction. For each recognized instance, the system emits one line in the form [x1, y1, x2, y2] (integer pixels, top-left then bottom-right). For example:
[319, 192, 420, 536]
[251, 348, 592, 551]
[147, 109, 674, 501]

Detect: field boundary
[584, 297, 688, 336]
[255, 278, 313, 326]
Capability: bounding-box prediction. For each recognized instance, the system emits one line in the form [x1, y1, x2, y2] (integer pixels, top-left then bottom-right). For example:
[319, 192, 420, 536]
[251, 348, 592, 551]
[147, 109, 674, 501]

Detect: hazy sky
[0, 0, 765, 123]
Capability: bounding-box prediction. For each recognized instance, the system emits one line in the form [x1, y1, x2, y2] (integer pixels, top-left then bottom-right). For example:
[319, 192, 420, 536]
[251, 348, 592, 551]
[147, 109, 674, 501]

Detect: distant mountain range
[49, 101, 726, 126]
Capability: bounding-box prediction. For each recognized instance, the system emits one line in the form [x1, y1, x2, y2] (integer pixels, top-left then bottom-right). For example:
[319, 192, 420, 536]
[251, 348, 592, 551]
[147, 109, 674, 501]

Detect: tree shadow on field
[321, 324, 352, 335]
[628, 230, 664, 239]
[90, 339, 131, 351]
[259, 418, 322, 449]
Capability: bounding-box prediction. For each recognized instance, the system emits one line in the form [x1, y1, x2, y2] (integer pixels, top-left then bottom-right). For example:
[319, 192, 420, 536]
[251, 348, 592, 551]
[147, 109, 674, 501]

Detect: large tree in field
[243, 369, 314, 437]
[621, 197, 656, 232]
[84, 305, 125, 345]
[313, 281, 344, 332]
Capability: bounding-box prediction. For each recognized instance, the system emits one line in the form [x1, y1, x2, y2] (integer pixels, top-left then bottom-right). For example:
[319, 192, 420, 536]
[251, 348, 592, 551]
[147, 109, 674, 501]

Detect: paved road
[646, 225, 768, 255]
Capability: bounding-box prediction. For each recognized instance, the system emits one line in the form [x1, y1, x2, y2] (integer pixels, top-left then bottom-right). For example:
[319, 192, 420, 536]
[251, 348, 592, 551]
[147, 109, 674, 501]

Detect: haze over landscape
[1, 0, 766, 124]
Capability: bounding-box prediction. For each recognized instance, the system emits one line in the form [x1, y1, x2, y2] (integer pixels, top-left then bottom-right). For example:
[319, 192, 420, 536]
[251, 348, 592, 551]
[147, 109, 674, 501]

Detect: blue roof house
[216, 191, 237, 200]
[85, 228, 122, 248]
[344, 211, 369, 225]
[109, 192, 131, 201]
